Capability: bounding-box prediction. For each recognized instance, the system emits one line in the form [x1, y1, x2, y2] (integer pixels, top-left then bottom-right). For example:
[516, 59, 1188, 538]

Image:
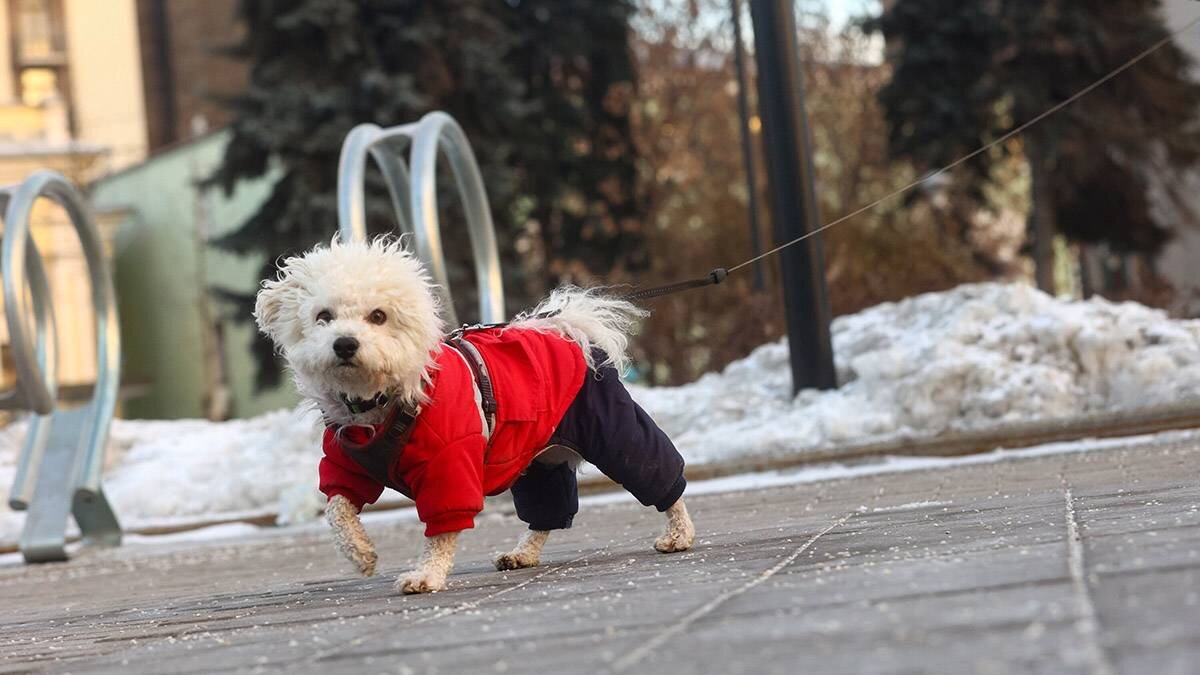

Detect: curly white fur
[509, 286, 648, 375]
[254, 237, 445, 425]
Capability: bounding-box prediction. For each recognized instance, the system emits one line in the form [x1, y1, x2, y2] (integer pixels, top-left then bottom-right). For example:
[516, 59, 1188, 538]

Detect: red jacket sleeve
[319, 428, 385, 511]
[406, 434, 487, 536]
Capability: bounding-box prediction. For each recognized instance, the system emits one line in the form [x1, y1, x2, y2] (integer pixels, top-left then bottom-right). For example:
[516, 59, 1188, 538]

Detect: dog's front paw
[350, 542, 378, 577]
[396, 568, 447, 594]
[326, 495, 378, 577]
[494, 550, 540, 571]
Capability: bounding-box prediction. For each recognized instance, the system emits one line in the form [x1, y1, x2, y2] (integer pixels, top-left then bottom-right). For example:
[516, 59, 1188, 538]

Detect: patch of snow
[2, 283, 1199, 549]
[630, 283, 1200, 464]
[123, 522, 265, 546]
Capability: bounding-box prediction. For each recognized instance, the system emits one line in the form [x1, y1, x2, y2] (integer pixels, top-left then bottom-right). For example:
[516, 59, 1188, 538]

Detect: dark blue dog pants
[509, 355, 687, 531]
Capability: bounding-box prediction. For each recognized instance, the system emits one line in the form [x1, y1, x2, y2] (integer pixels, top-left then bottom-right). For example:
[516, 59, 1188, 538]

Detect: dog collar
[339, 391, 392, 415]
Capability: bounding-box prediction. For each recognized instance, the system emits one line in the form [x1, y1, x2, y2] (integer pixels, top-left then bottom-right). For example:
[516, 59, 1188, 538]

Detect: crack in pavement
[611, 512, 854, 672]
[1063, 484, 1116, 675]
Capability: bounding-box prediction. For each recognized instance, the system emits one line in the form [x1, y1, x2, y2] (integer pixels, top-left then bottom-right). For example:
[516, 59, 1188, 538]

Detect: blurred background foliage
[211, 0, 1198, 388]
[869, 0, 1200, 293]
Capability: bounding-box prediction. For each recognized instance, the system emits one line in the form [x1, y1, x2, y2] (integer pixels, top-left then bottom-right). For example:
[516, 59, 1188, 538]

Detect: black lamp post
[748, 0, 836, 394]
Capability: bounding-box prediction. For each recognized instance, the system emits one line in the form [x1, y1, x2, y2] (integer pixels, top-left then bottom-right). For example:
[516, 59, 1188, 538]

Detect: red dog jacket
[319, 328, 587, 536]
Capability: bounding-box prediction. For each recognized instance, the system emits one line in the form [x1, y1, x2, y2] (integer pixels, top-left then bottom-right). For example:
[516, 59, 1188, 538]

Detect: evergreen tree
[210, 0, 640, 388]
[869, 0, 1200, 291]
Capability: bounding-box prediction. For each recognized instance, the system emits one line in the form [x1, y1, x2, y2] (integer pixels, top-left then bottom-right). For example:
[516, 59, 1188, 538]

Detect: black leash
[620, 267, 728, 303]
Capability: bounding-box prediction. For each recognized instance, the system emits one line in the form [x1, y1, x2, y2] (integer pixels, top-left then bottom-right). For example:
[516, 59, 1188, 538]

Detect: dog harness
[445, 334, 497, 437]
[332, 334, 497, 494]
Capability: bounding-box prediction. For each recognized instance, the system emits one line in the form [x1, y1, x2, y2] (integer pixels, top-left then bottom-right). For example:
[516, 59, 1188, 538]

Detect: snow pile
[3, 282, 1199, 547]
[0, 408, 327, 547]
[629, 282, 1200, 464]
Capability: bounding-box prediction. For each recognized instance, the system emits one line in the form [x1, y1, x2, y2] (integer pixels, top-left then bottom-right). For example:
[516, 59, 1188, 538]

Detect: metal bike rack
[336, 111, 505, 326]
[3, 170, 122, 563]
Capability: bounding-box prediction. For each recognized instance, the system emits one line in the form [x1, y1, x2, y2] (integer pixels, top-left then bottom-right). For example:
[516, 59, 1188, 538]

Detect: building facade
[0, 0, 256, 408]
[0, 0, 149, 393]
[91, 131, 296, 420]
[135, 0, 246, 151]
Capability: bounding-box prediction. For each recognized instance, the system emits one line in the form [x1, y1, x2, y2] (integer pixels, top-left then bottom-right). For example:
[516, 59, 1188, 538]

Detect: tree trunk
[1026, 137, 1057, 294]
[1079, 244, 1105, 299]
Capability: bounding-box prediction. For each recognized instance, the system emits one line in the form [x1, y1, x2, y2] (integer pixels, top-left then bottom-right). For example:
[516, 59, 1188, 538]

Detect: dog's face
[255, 239, 444, 408]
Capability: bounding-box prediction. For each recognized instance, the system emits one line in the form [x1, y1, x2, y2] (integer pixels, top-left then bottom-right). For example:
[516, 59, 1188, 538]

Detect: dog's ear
[254, 276, 303, 347]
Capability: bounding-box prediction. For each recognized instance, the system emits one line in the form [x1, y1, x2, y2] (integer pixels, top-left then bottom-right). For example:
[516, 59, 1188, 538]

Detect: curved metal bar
[336, 112, 505, 326]
[2, 233, 55, 509]
[7, 415, 48, 510]
[337, 124, 385, 243]
[1, 183, 59, 415]
[368, 135, 415, 237]
[4, 171, 120, 494]
[409, 112, 505, 324]
[1, 170, 122, 561]
[337, 123, 420, 243]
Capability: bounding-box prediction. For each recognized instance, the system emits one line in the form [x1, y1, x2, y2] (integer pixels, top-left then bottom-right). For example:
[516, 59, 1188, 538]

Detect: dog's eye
[316, 310, 333, 324]
[367, 309, 387, 325]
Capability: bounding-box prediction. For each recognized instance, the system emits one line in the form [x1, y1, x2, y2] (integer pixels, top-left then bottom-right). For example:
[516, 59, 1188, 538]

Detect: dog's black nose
[333, 336, 359, 359]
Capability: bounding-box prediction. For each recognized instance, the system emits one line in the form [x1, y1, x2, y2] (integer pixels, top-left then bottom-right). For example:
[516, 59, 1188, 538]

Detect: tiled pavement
[2, 435, 1198, 674]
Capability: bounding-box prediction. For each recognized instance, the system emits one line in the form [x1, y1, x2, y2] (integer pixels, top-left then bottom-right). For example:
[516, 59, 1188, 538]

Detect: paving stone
[1, 436, 1198, 673]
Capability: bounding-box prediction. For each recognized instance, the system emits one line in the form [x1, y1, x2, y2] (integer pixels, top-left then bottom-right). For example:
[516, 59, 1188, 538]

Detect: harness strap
[332, 339, 499, 496]
[333, 403, 419, 496]
[445, 336, 498, 436]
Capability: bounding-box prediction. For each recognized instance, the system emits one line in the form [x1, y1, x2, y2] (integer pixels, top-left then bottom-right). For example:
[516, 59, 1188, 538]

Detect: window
[12, 0, 66, 63]
[9, 0, 72, 130]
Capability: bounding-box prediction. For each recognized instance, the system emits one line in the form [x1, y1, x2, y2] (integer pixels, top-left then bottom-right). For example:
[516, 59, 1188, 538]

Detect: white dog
[255, 238, 694, 593]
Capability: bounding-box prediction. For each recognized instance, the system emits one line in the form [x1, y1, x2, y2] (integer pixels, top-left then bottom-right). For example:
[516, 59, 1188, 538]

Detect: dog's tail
[509, 286, 648, 374]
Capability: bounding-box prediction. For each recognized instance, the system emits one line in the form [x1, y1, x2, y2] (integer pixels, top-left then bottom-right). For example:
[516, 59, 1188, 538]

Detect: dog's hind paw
[396, 568, 447, 594]
[655, 499, 695, 553]
[654, 530, 694, 553]
[494, 550, 540, 571]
